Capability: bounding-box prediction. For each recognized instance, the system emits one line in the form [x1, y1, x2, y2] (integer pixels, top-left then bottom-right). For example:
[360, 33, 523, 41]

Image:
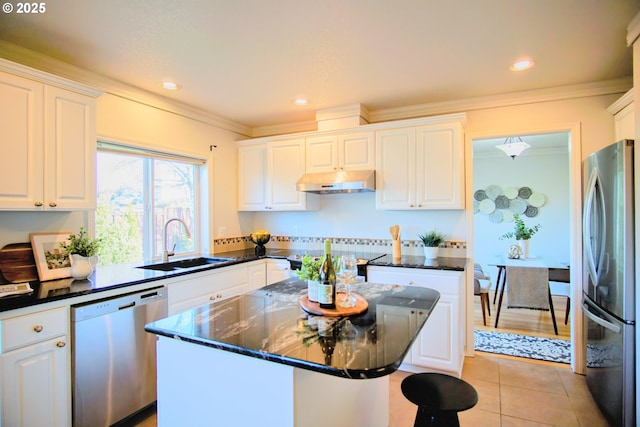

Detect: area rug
[474, 330, 570, 364]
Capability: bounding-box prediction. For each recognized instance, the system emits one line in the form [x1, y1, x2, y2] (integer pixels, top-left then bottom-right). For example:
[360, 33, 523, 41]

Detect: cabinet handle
[33, 325, 44, 333]
[216, 293, 222, 299]
[48, 202, 57, 207]
[210, 295, 216, 301]
[408, 281, 416, 285]
[409, 204, 415, 208]
[56, 341, 66, 348]
[34, 201, 43, 207]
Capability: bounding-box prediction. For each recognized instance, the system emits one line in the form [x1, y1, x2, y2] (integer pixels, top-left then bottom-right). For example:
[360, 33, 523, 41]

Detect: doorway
[469, 131, 581, 367]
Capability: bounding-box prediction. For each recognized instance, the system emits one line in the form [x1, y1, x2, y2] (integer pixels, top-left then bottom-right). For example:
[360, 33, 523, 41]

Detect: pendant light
[496, 136, 530, 159]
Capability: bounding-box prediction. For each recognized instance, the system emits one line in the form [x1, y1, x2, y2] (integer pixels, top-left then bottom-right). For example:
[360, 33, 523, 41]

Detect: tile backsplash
[213, 235, 467, 258]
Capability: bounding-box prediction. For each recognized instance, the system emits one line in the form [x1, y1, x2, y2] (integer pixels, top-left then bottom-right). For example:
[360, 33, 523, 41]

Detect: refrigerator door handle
[582, 298, 621, 334]
[583, 169, 606, 286]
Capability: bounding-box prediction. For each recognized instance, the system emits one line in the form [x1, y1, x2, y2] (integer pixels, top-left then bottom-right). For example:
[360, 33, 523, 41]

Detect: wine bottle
[318, 239, 336, 309]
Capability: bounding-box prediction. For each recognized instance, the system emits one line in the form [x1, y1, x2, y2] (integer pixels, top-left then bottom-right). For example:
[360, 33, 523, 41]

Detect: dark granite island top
[145, 278, 439, 427]
[146, 278, 439, 379]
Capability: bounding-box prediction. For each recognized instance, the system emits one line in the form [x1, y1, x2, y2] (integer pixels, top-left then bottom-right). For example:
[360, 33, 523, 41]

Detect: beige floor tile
[501, 384, 580, 427]
[462, 354, 500, 383]
[501, 414, 554, 426]
[389, 370, 417, 427]
[467, 378, 500, 413]
[499, 358, 566, 395]
[556, 368, 591, 399]
[460, 407, 501, 427]
[569, 395, 610, 427]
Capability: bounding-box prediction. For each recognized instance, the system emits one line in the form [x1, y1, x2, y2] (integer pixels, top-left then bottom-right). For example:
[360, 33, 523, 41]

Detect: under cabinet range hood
[296, 170, 376, 194]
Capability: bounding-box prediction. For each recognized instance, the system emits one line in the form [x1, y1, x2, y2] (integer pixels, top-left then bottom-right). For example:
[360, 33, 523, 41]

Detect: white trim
[465, 123, 584, 374]
[606, 89, 634, 115]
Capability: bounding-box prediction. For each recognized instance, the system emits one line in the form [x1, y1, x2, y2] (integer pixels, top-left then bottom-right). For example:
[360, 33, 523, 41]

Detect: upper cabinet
[376, 117, 465, 210]
[305, 131, 375, 173]
[238, 138, 318, 211]
[608, 89, 634, 141]
[0, 61, 102, 211]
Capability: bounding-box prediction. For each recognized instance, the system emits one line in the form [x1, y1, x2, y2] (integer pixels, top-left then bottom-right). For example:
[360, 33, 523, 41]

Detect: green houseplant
[60, 227, 101, 256]
[499, 214, 541, 241]
[418, 230, 447, 259]
[60, 227, 101, 280]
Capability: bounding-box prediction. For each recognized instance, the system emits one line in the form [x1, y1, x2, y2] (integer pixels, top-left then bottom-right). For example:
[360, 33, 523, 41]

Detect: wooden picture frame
[30, 232, 72, 281]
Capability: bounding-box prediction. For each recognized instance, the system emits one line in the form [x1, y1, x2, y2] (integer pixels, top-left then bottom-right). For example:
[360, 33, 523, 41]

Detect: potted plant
[499, 214, 541, 258]
[295, 254, 322, 302]
[60, 227, 101, 280]
[418, 230, 447, 259]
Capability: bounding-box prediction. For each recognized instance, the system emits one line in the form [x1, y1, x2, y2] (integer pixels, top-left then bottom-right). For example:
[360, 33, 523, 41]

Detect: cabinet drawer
[2, 306, 68, 351]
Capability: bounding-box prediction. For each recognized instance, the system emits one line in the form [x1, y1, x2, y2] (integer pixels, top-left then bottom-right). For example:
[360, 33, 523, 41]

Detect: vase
[520, 239, 531, 259]
[254, 244, 266, 256]
[423, 246, 438, 259]
[307, 280, 318, 302]
[69, 254, 98, 280]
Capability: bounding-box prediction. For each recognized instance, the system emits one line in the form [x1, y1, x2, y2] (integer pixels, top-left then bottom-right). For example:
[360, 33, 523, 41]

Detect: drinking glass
[337, 255, 358, 308]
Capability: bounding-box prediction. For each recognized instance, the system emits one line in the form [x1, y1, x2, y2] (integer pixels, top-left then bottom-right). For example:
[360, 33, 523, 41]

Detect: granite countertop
[368, 254, 467, 271]
[145, 278, 440, 379]
[0, 246, 466, 313]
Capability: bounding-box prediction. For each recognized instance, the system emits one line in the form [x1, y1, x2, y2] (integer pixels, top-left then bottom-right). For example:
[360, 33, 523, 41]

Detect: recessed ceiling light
[161, 81, 181, 90]
[294, 98, 308, 106]
[510, 59, 534, 71]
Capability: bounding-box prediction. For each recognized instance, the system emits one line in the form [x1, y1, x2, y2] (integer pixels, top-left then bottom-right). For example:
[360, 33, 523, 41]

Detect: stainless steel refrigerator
[582, 139, 635, 427]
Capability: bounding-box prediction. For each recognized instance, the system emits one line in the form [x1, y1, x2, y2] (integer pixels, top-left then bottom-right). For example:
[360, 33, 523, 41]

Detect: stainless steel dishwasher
[71, 286, 167, 427]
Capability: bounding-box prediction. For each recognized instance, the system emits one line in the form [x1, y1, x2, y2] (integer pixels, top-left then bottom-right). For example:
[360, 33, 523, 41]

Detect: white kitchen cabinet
[305, 131, 375, 173]
[237, 138, 318, 211]
[1, 306, 70, 427]
[0, 65, 100, 211]
[266, 258, 291, 285]
[367, 266, 464, 376]
[375, 119, 464, 210]
[167, 264, 251, 315]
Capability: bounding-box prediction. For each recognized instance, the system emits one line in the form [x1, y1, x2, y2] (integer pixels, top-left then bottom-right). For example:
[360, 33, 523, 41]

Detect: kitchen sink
[137, 256, 234, 271]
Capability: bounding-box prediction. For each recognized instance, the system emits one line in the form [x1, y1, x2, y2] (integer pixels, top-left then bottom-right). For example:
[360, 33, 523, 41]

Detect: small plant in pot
[295, 254, 322, 302]
[60, 227, 101, 280]
[499, 214, 540, 258]
[418, 230, 447, 259]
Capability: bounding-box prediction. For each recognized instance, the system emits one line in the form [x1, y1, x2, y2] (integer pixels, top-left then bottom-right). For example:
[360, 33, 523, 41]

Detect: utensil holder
[392, 240, 401, 260]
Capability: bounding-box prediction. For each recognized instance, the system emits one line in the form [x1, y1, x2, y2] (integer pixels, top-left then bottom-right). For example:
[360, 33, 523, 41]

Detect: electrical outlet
[218, 227, 227, 238]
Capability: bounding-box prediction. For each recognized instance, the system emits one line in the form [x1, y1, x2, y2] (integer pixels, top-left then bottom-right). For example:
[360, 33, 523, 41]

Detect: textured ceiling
[1, 0, 639, 128]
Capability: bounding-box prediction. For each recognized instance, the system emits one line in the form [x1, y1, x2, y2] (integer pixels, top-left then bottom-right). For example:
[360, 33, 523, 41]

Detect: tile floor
[133, 353, 609, 427]
[390, 353, 609, 427]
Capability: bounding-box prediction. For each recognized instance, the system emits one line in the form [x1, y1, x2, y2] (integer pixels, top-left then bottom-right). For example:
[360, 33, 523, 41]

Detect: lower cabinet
[1, 307, 70, 427]
[167, 263, 252, 315]
[367, 266, 464, 377]
[266, 258, 291, 285]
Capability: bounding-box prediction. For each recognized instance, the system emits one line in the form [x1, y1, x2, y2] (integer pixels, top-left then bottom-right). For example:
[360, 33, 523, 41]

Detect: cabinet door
[339, 132, 375, 171]
[0, 72, 44, 210]
[269, 138, 309, 210]
[416, 122, 464, 209]
[238, 144, 269, 211]
[266, 259, 291, 285]
[43, 86, 97, 210]
[375, 127, 416, 210]
[2, 336, 69, 427]
[411, 294, 459, 372]
[306, 135, 338, 173]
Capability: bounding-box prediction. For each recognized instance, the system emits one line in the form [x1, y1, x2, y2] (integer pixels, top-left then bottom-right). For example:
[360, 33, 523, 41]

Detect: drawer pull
[56, 341, 66, 348]
[33, 325, 44, 333]
[48, 202, 57, 208]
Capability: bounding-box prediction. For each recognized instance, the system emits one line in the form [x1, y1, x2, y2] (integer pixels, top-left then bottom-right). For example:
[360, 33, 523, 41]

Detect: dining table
[489, 256, 570, 332]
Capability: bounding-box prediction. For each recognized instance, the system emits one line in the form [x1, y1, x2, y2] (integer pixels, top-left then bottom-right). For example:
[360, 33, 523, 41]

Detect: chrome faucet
[163, 218, 192, 262]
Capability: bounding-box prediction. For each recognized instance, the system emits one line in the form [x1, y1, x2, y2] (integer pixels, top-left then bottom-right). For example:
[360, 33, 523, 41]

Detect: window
[96, 142, 205, 266]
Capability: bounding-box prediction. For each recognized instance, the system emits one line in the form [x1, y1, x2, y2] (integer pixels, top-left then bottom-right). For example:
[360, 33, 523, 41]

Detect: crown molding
[627, 11, 640, 46]
[606, 88, 634, 115]
[368, 78, 632, 123]
[0, 41, 253, 137]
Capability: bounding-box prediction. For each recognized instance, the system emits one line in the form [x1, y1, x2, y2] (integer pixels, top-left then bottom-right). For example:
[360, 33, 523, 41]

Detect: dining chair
[549, 267, 570, 324]
[473, 264, 491, 325]
[495, 266, 558, 335]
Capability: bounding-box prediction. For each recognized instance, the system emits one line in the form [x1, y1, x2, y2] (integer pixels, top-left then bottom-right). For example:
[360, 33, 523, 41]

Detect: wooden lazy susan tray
[300, 292, 368, 317]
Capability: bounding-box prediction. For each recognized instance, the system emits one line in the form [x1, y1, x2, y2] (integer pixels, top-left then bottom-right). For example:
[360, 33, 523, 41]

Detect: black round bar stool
[401, 373, 478, 427]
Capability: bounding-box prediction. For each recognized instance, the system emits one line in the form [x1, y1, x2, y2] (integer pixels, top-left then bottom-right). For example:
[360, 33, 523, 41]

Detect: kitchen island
[145, 278, 439, 427]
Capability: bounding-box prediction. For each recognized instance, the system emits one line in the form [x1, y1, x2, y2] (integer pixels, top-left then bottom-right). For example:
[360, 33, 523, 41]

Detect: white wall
[472, 147, 571, 279]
